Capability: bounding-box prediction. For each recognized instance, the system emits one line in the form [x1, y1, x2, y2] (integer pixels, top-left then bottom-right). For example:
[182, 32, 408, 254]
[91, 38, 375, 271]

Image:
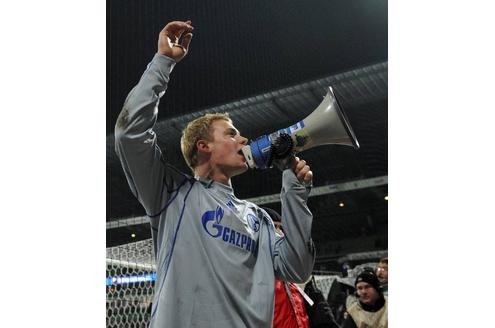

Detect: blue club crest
[247, 213, 260, 232]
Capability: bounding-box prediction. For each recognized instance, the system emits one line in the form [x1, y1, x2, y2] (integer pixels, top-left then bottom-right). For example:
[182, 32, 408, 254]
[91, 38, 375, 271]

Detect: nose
[239, 135, 248, 145]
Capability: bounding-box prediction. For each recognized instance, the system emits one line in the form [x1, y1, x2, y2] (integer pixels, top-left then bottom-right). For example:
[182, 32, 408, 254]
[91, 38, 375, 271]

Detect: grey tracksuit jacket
[115, 53, 315, 327]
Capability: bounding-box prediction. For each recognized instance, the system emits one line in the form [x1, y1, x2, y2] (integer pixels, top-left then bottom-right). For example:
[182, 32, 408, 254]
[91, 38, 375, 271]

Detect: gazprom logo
[201, 206, 257, 254]
[201, 206, 224, 238]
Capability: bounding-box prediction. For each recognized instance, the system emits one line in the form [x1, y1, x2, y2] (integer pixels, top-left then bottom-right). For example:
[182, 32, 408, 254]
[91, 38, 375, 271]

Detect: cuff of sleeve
[282, 169, 313, 189]
[151, 53, 177, 74]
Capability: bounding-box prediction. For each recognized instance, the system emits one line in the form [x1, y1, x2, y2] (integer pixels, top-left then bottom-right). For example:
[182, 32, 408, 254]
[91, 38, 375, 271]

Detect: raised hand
[292, 157, 313, 185]
[158, 20, 194, 62]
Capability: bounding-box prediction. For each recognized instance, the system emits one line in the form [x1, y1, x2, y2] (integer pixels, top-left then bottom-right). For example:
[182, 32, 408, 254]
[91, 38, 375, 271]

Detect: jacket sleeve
[272, 169, 316, 283]
[114, 54, 187, 217]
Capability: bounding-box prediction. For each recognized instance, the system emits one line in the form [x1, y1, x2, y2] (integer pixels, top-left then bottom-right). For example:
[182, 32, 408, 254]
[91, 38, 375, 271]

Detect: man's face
[376, 263, 388, 284]
[207, 120, 248, 177]
[356, 282, 380, 306]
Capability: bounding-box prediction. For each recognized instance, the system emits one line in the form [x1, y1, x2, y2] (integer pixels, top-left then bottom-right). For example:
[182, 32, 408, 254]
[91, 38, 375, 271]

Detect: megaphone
[241, 86, 359, 170]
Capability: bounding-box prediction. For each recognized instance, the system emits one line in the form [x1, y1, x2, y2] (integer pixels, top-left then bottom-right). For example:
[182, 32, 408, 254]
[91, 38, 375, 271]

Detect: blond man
[115, 20, 315, 328]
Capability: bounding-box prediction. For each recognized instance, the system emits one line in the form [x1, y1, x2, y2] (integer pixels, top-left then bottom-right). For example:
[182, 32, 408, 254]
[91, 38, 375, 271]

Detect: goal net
[106, 239, 156, 328]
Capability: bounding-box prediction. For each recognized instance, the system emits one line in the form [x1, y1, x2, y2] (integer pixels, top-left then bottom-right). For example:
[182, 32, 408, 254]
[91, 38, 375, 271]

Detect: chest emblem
[201, 206, 258, 254]
[247, 213, 260, 232]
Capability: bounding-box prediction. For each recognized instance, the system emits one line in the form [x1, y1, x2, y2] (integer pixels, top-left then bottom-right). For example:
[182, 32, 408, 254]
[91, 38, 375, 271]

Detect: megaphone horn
[241, 86, 359, 170]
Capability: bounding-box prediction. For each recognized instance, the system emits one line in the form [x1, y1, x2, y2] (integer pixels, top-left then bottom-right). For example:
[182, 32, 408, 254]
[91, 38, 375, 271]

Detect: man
[375, 257, 388, 296]
[115, 20, 315, 327]
[265, 207, 310, 328]
[342, 270, 388, 328]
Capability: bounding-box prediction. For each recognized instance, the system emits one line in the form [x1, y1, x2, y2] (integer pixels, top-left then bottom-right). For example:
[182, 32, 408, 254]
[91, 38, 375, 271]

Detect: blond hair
[180, 113, 231, 172]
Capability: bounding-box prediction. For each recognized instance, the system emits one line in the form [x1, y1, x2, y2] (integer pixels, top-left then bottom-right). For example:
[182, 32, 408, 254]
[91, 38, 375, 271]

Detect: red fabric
[273, 280, 310, 328]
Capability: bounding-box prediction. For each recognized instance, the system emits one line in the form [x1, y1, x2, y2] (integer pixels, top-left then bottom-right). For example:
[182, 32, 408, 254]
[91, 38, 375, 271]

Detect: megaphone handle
[271, 153, 296, 171]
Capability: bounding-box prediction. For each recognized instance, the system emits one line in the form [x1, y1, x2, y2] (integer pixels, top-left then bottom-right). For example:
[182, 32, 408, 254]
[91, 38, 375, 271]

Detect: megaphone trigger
[271, 153, 296, 171]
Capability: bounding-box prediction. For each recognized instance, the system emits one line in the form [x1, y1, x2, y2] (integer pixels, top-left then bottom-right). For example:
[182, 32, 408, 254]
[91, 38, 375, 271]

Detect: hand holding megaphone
[293, 156, 313, 185]
[241, 86, 359, 170]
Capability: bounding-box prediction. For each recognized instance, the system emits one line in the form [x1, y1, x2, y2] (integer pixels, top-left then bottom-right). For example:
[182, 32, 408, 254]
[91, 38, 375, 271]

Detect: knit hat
[355, 269, 381, 292]
[262, 207, 281, 223]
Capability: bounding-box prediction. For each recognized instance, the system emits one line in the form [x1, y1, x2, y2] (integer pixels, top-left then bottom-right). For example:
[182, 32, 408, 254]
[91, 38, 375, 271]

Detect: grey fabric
[115, 53, 315, 327]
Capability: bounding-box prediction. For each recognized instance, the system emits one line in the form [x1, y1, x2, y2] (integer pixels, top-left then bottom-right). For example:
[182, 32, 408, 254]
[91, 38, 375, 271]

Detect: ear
[196, 139, 211, 154]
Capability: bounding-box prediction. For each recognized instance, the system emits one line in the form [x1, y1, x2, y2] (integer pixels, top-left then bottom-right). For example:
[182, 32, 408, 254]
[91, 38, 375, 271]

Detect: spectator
[327, 276, 354, 325]
[376, 257, 388, 296]
[303, 276, 339, 328]
[342, 270, 387, 328]
[266, 207, 311, 328]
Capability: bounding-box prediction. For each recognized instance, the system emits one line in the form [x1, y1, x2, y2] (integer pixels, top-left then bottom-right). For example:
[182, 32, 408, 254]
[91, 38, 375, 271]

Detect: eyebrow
[225, 127, 239, 136]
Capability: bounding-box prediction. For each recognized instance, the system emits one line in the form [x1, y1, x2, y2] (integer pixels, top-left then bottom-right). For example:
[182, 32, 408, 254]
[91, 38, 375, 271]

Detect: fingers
[180, 32, 193, 51]
[158, 20, 194, 60]
[163, 20, 194, 42]
[293, 157, 313, 184]
[302, 169, 313, 183]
